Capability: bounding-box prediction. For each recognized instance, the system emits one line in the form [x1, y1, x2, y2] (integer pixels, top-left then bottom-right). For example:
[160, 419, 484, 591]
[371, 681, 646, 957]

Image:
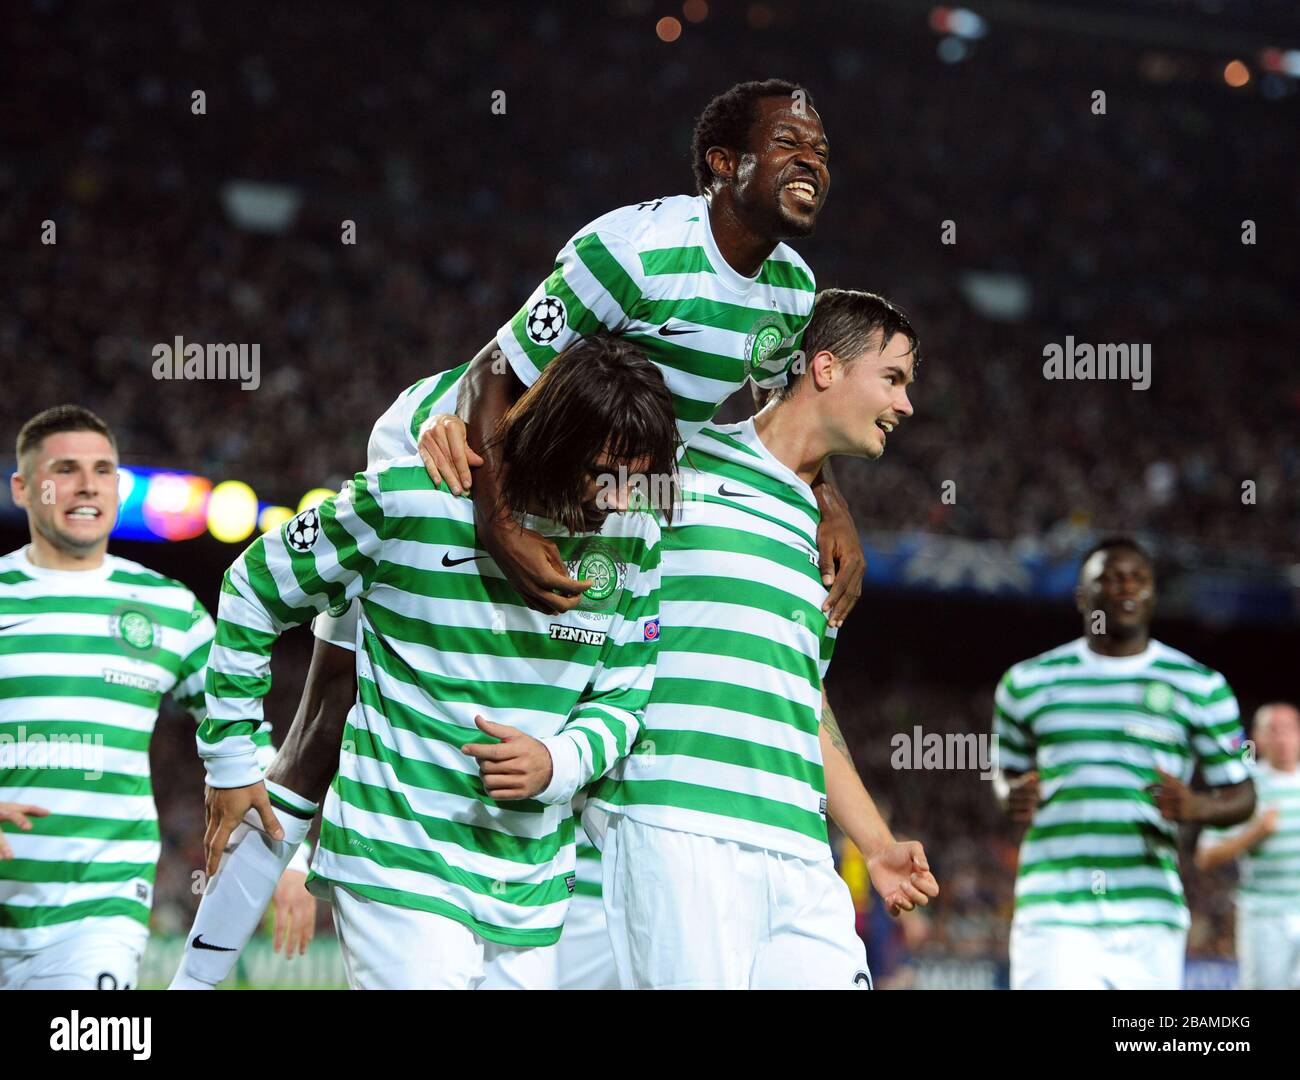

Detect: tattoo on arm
[822, 701, 859, 772]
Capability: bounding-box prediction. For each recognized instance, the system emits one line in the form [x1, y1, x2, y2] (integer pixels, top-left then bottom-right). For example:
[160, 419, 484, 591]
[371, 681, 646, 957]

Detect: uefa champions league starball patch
[525, 295, 567, 346]
[284, 506, 322, 552]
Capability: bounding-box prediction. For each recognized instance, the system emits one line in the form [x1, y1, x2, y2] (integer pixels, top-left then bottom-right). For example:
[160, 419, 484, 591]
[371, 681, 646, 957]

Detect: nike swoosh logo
[658, 324, 700, 336]
[0, 618, 34, 633]
[192, 935, 237, 952]
[718, 484, 756, 498]
[442, 552, 487, 567]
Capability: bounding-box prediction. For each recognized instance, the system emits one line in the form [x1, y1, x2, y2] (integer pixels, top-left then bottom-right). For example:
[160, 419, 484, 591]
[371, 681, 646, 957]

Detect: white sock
[168, 781, 317, 989]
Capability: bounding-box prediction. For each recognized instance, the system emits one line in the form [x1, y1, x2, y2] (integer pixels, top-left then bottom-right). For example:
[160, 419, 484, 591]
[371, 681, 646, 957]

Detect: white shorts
[329, 884, 557, 990]
[0, 929, 145, 990]
[556, 893, 619, 991]
[1010, 921, 1187, 990]
[601, 814, 870, 990]
[1236, 908, 1300, 990]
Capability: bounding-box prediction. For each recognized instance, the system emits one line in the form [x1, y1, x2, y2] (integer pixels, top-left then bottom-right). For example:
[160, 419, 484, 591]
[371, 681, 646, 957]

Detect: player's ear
[10, 470, 28, 509]
[811, 349, 837, 391]
[706, 145, 735, 183]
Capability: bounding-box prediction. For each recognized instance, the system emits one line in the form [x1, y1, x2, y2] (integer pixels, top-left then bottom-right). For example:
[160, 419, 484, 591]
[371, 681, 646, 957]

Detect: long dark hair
[492, 335, 680, 533]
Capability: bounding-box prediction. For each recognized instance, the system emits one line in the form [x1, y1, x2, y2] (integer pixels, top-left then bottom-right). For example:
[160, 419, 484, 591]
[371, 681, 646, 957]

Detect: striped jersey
[589, 419, 837, 862]
[994, 637, 1249, 930]
[1200, 763, 1300, 915]
[373, 194, 816, 454]
[0, 547, 217, 951]
[199, 456, 661, 946]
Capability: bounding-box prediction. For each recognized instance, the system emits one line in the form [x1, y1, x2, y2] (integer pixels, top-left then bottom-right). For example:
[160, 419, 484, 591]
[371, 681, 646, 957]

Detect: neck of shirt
[20, 544, 113, 581]
[700, 195, 765, 295]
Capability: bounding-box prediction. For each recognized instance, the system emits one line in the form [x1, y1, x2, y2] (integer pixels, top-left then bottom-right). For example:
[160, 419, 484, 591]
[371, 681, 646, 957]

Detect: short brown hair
[16, 404, 117, 476]
[777, 289, 920, 400]
[493, 336, 680, 534]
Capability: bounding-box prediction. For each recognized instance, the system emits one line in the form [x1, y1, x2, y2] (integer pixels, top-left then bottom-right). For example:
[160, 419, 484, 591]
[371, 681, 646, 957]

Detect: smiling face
[12, 430, 119, 559]
[807, 330, 917, 461]
[1076, 547, 1156, 642]
[728, 96, 831, 239]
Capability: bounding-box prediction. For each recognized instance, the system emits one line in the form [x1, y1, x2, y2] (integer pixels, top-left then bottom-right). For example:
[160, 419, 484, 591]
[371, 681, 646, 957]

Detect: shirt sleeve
[536, 522, 662, 804]
[495, 227, 647, 388]
[367, 363, 470, 464]
[1189, 671, 1250, 787]
[197, 469, 387, 789]
[993, 667, 1036, 775]
[171, 594, 215, 723]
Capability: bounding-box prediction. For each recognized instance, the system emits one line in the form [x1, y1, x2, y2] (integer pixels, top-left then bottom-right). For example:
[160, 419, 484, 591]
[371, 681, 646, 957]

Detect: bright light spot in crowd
[1259, 48, 1300, 77]
[298, 488, 334, 512]
[208, 480, 259, 544]
[1224, 60, 1250, 87]
[683, 0, 708, 23]
[937, 36, 970, 64]
[258, 505, 294, 533]
[656, 16, 682, 41]
[117, 467, 135, 502]
[143, 473, 211, 541]
[929, 7, 986, 39]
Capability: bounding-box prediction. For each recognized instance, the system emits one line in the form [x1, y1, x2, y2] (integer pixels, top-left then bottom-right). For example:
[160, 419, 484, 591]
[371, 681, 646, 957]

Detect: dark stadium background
[3, 0, 1298, 987]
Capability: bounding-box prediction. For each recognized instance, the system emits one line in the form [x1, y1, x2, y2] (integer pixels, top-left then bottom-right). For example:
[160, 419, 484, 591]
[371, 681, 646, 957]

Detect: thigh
[1237, 912, 1285, 990]
[1114, 926, 1185, 991]
[755, 856, 869, 990]
[556, 894, 619, 991]
[1010, 923, 1107, 990]
[331, 885, 482, 990]
[20, 932, 143, 990]
[604, 817, 763, 990]
[482, 940, 558, 990]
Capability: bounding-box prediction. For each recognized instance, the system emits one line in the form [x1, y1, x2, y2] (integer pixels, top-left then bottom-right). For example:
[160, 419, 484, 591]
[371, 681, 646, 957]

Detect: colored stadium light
[929, 7, 986, 40]
[298, 488, 335, 512]
[656, 16, 682, 41]
[682, 0, 707, 24]
[207, 480, 259, 544]
[1223, 60, 1250, 88]
[111, 465, 210, 542]
[1259, 48, 1300, 78]
[142, 471, 211, 542]
[258, 505, 294, 533]
[937, 36, 971, 64]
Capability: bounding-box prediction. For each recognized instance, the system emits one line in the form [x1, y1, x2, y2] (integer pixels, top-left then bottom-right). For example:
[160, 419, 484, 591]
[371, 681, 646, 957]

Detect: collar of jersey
[733, 419, 817, 508]
[1074, 636, 1159, 671]
[19, 544, 115, 581]
[697, 195, 763, 296]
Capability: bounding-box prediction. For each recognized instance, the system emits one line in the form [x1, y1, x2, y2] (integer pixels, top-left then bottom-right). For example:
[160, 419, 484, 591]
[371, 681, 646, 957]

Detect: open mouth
[875, 419, 896, 439]
[783, 179, 818, 207]
[65, 506, 102, 523]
